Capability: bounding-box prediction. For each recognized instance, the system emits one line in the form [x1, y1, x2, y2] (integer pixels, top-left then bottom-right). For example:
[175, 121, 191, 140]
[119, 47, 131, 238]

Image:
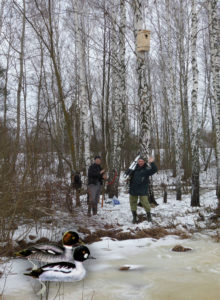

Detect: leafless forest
[0, 0, 219, 242]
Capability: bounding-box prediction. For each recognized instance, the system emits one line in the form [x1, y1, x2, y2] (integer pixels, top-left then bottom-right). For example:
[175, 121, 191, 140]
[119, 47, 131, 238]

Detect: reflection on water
[1, 236, 220, 300]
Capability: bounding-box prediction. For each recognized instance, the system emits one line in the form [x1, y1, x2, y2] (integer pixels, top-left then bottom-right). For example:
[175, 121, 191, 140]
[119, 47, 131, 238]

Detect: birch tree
[118, 0, 126, 154]
[190, 0, 200, 206]
[13, 0, 26, 171]
[209, 0, 220, 205]
[0, 0, 6, 36]
[109, 0, 126, 197]
[132, 0, 151, 157]
[131, 0, 159, 205]
[100, 0, 109, 168]
[178, 0, 192, 180]
[2, 19, 12, 129]
[166, 0, 182, 200]
[73, 0, 91, 170]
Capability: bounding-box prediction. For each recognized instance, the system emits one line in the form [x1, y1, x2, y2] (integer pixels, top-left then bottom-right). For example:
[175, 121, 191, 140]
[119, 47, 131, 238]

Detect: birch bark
[190, 0, 200, 206]
[179, 0, 192, 180]
[109, 0, 126, 197]
[13, 0, 26, 171]
[74, 0, 91, 170]
[166, 0, 182, 200]
[209, 0, 220, 204]
[101, 0, 107, 168]
[132, 0, 157, 204]
[0, 0, 6, 36]
[133, 0, 151, 158]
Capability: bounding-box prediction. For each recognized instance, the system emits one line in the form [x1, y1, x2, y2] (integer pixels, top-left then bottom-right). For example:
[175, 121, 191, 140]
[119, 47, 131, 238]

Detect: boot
[132, 211, 137, 224]
[147, 212, 152, 222]
[87, 205, 91, 217]
[92, 204, 97, 215]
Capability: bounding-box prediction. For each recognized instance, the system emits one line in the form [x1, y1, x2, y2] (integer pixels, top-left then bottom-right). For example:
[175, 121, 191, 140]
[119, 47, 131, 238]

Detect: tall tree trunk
[2, 1, 10, 132]
[13, 0, 26, 172]
[132, 0, 156, 204]
[108, 0, 126, 197]
[0, 0, 6, 36]
[3, 38, 11, 129]
[190, 0, 200, 207]
[101, 0, 107, 168]
[133, 0, 151, 157]
[179, 0, 192, 180]
[23, 62, 28, 169]
[34, 41, 44, 148]
[105, 32, 111, 171]
[74, 0, 91, 170]
[166, 0, 182, 200]
[209, 0, 220, 207]
[101, 2, 106, 164]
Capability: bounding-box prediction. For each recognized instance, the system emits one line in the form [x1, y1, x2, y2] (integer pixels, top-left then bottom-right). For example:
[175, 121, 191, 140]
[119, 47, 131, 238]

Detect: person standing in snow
[129, 156, 157, 223]
[87, 156, 106, 216]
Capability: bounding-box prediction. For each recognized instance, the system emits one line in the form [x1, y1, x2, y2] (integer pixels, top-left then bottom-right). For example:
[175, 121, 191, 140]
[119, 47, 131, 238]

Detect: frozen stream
[1, 235, 220, 300]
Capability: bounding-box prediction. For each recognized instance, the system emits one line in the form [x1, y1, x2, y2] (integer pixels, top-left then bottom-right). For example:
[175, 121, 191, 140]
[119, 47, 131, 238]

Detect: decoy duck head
[62, 231, 80, 246]
[74, 246, 95, 262]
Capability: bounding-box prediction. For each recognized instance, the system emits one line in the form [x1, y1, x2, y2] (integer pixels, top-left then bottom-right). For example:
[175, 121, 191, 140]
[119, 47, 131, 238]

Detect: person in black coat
[87, 156, 106, 216]
[129, 156, 157, 223]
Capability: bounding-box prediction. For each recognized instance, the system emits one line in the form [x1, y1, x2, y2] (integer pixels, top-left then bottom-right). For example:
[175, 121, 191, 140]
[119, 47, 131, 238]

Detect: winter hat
[138, 156, 146, 161]
[94, 155, 101, 160]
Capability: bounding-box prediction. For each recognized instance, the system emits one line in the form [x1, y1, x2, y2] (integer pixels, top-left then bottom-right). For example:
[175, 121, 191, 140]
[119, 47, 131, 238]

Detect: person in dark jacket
[87, 156, 106, 216]
[129, 156, 157, 223]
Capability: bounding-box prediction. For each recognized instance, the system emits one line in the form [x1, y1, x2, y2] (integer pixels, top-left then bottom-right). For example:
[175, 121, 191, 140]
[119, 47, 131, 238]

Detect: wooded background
[0, 0, 219, 230]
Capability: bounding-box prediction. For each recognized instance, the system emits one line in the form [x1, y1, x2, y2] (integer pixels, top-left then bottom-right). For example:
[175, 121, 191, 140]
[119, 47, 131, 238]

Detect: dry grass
[81, 226, 190, 245]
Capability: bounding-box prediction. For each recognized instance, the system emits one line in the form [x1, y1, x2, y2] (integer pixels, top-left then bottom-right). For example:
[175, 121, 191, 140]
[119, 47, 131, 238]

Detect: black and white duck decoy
[24, 245, 95, 283]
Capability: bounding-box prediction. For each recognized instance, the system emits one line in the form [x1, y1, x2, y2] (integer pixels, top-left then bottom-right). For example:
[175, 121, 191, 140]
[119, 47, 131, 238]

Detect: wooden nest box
[137, 30, 150, 52]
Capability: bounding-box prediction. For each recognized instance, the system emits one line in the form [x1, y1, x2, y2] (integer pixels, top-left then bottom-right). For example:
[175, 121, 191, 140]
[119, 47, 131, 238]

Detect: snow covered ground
[96, 188, 218, 234]
[4, 167, 219, 247]
[74, 167, 219, 239]
[0, 167, 220, 299]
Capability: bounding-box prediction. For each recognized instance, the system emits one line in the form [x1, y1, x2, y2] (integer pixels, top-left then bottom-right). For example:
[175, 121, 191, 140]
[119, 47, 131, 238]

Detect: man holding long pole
[129, 156, 157, 224]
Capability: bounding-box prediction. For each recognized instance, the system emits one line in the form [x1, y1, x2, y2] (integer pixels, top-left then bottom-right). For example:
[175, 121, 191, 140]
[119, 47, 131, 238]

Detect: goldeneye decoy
[24, 245, 94, 282]
[15, 231, 83, 263]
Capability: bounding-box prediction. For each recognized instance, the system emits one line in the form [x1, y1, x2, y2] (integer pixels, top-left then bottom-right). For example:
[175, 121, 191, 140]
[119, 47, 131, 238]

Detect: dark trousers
[88, 182, 101, 215]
